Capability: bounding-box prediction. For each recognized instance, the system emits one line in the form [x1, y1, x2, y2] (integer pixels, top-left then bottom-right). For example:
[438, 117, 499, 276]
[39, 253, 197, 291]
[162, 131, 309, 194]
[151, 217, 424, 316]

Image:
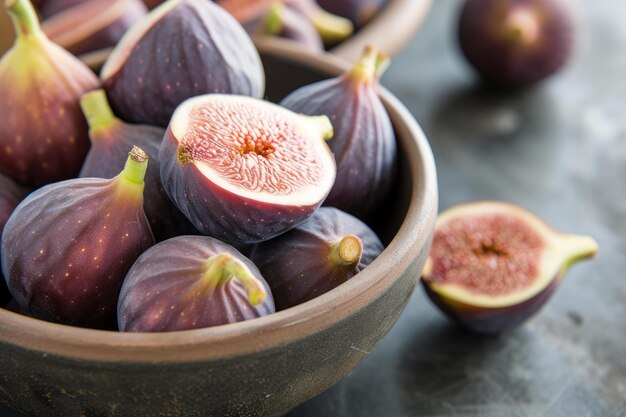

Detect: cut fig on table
[0, 0, 99, 186]
[250, 207, 384, 310]
[422, 201, 598, 334]
[101, 0, 265, 127]
[1, 147, 155, 329]
[281, 45, 398, 219]
[159, 94, 336, 245]
[118, 236, 275, 332]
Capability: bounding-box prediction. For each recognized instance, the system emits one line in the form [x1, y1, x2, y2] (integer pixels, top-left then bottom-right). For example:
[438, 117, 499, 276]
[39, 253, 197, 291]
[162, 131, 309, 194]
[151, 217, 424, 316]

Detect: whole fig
[0, 173, 27, 305]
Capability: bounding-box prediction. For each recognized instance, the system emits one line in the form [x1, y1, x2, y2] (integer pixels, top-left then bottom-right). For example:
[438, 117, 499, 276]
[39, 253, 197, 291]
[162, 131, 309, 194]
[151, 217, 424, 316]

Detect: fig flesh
[281, 46, 397, 219]
[41, 0, 147, 56]
[118, 236, 275, 332]
[160, 94, 336, 245]
[458, 0, 575, 88]
[0, 173, 27, 305]
[2, 147, 155, 328]
[251, 207, 383, 310]
[422, 201, 598, 334]
[101, 0, 265, 127]
[79, 89, 197, 242]
[317, 0, 386, 28]
[0, 0, 99, 186]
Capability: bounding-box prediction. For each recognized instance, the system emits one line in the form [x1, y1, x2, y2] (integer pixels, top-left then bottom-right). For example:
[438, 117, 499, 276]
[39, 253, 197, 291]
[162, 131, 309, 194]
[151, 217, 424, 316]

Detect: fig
[280, 46, 397, 219]
[79, 89, 196, 242]
[250, 207, 383, 310]
[118, 236, 275, 332]
[422, 201, 598, 334]
[0, 173, 28, 305]
[160, 94, 336, 245]
[0, 0, 99, 186]
[41, 0, 147, 56]
[101, 0, 265, 127]
[2, 147, 155, 328]
[458, 0, 575, 88]
[254, 2, 323, 51]
[317, 0, 386, 28]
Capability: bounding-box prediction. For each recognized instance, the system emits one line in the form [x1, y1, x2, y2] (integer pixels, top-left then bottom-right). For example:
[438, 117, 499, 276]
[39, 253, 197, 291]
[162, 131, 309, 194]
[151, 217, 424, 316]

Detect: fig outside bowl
[0, 41, 438, 417]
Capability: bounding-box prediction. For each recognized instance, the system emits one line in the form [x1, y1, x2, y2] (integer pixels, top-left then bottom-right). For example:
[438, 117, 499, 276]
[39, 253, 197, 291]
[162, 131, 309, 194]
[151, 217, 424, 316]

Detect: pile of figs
[0, 0, 396, 332]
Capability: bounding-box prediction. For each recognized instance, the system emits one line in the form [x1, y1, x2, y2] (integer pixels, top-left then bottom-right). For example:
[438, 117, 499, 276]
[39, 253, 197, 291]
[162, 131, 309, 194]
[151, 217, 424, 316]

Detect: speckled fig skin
[79, 90, 197, 242]
[281, 46, 397, 219]
[1, 148, 155, 328]
[118, 236, 275, 332]
[101, 0, 265, 127]
[42, 0, 147, 56]
[250, 207, 383, 310]
[0, 173, 28, 305]
[0, 0, 99, 186]
[317, 0, 386, 28]
[160, 94, 336, 245]
[458, 0, 575, 88]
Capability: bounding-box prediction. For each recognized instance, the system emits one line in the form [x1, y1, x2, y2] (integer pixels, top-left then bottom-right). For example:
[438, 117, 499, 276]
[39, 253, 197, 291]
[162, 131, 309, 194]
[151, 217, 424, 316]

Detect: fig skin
[118, 236, 275, 332]
[0, 0, 99, 186]
[250, 207, 384, 310]
[281, 46, 397, 219]
[458, 0, 575, 88]
[422, 201, 599, 334]
[101, 0, 266, 127]
[2, 147, 155, 328]
[317, 0, 386, 28]
[160, 94, 336, 245]
[42, 0, 148, 56]
[79, 90, 197, 242]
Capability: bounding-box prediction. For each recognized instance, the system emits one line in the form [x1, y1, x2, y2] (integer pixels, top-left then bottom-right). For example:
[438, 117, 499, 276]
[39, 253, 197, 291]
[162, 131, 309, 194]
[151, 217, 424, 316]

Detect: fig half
[251, 207, 383, 310]
[0, 0, 99, 186]
[422, 201, 598, 334]
[160, 94, 336, 244]
[281, 46, 397, 219]
[118, 236, 275, 332]
[101, 0, 265, 127]
[2, 147, 155, 328]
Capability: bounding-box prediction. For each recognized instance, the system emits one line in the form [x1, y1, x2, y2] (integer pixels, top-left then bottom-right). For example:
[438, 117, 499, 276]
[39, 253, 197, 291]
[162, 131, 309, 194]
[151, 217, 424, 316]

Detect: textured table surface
[3, 0, 626, 416]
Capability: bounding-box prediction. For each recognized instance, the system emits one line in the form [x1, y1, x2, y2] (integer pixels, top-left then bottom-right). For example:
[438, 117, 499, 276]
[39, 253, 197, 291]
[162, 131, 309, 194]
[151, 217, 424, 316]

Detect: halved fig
[41, 0, 147, 56]
[2, 147, 155, 328]
[101, 0, 265, 127]
[422, 201, 598, 334]
[250, 207, 383, 310]
[160, 94, 336, 244]
[79, 89, 197, 242]
[281, 46, 397, 219]
[118, 236, 275, 332]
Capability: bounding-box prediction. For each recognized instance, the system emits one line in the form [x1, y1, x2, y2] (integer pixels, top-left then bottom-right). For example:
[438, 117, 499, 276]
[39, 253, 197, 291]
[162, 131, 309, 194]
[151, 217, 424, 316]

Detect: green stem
[263, 2, 285, 35]
[302, 115, 334, 141]
[80, 90, 118, 131]
[202, 253, 267, 306]
[120, 146, 148, 185]
[329, 235, 363, 267]
[559, 234, 599, 271]
[348, 45, 378, 85]
[308, 6, 353, 44]
[374, 52, 391, 80]
[6, 0, 42, 39]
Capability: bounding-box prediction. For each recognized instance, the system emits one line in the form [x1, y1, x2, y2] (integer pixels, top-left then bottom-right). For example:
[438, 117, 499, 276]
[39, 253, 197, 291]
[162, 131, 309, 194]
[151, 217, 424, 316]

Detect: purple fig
[0, 0, 99, 186]
[2, 147, 155, 328]
[281, 46, 397, 219]
[79, 89, 197, 242]
[250, 207, 383, 310]
[118, 236, 275, 332]
[160, 94, 336, 244]
[317, 0, 386, 28]
[422, 201, 598, 334]
[0, 173, 28, 304]
[41, 0, 147, 56]
[458, 0, 575, 88]
[259, 1, 323, 51]
[101, 0, 265, 127]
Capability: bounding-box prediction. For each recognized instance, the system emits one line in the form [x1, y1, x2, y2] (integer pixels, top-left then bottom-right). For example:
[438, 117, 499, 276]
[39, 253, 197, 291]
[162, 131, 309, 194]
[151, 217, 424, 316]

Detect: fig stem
[120, 146, 149, 185]
[330, 235, 363, 267]
[503, 8, 540, 46]
[349, 45, 379, 85]
[263, 2, 285, 35]
[6, 0, 42, 39]
[304, 3, 353, 43]
[202, 253, 267, 307]
[80, 90, 118, 131]
[375, 52, 391, 80]
[303, 115, 334, 141]
[560, 234, 599, 270]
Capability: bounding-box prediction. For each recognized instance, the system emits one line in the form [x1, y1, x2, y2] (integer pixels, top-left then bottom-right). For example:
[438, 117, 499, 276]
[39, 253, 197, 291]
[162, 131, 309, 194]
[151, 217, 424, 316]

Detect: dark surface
[2, 0, 625, 416]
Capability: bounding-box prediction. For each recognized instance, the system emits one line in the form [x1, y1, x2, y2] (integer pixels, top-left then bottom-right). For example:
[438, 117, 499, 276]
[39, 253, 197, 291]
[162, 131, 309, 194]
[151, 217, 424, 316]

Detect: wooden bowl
[0, 41, 438, 417]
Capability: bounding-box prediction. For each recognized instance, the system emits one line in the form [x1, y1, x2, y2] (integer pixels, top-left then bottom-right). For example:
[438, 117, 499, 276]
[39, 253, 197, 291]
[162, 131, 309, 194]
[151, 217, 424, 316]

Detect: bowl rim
[0, 41, 438, 364]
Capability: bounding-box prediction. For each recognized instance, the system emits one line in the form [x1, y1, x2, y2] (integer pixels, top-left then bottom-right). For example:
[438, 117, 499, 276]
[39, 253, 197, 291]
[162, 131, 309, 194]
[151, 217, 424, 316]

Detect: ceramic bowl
[0, 41, 438, 417]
